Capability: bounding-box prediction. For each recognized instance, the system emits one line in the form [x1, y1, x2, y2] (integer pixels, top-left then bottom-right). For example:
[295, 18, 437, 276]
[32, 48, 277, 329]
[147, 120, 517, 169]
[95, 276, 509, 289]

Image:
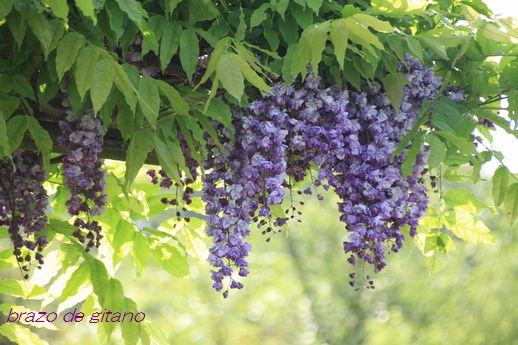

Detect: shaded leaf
[402, 131, 424, 177]
[383, 73, 408, 110]
[132, 232, 150, 276]
[504, 183, 518, 225]
[159, 22, 182, 72]
[250, 3, 270, 29]
[155, 80, 189, 117]
[492, 166, 510, 207]
[26, 117, 52, 171]
[115, 0, 146, 28]
[74, 45, 99, 99]
[426, 133, 446, 169]
[435, 131, 477, 155]
[152, 243, 189, 277]
[60, 261, 90, 302]
[137, 76, 160, 128]
[330, 20, 348, 70]
[91, 59, 114, 113]
[45, 0, 69, 21]
[179, 30, 199, 83]
[217, 54, 244, 101]
[0, 324, 48, 345]
[125, 129, 155, 188]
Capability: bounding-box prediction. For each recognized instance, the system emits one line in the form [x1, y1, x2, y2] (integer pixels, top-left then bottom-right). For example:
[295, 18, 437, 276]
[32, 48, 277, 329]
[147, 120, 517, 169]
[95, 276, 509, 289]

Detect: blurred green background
[26, 177, 518, 345]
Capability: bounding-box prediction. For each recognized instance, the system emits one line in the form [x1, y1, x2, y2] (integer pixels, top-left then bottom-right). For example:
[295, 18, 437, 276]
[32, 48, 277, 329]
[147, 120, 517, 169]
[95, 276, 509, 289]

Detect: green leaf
[56, 32, 85, 82]
[112, 219, 136, 265]
[105, 0, 125, 40]
[449, 207, 494, 244]
[159, 22, 182, 72]
[504, 183, 518, 225]
[292, 3, 313, 28]
[250, 3, 270, 29]
[91, 59, 114, 113]
[342, 5, 361, 17]
[492, 166, 510, 207]
[419, 37, 448, 59]
[155, 80, 189, 117]
[89, 258, 111, 305]
[444, 188, 487, 210]
[7, 11, 26, 47]
[0, 323, 48, 345]
[26, 117, 52, 171]
[500, 61, 518, 90]
[371, 0, 428, 15]
[75, 0, 96, 23]
[10, 75, 35, 100]
[0, 113, 8, 158]
[6, 115, 28, 154]
[152, 243, 189, 277]
[204, 98, 232, 130]
[330, 20, 348, 70]
[263, 29, 280, 51]
[217, 54, 244, 101]
[352, 14, 394, 32]
[44, 0, 69, 22]
[117, 101, 136, 141]
[48, 218, 76, 237]
[74, 45, 100, 99]
[402, 131, 424, 177]
[121, 298, 141, 345]
[272, 0, 289, 19]
[115, 0, 146, 28]
[232, 53, 271, 94]
[183, 115, 207, 157]
[164, 134, 192, 179]
[152, 135, 181, 183]
[425, 134, 446, 169]
[345, 18, 384, 51]
[125, 129, 155, 188]
[132, 232, 150, 276]
[188, 0, 218, 24]
[435, 131, 477, 155]
[137, 76, 160, 128]
[405, 36, 423, 60]
[112, 61, 137, 113]
[60, 261, 90, 302]
[179, 30, 199, 83]
[279, 16, 299, 44]
[198, 38, 230, 86]
[0, 278, 26, 297]
[383, 73, 408, 110]
[142, 17, 162, 56]
[292, 21, 330, 79]
[306, 0, 323, 13]
[164, 0, 181, 15]
[27, 14, 56, 59]
[235, 7, 246, 40]
[0, 0, 14, 20]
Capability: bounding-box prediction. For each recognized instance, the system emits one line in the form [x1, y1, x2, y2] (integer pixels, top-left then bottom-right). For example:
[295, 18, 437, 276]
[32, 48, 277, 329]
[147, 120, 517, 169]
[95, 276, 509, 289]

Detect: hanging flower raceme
[0, 150, 49, 277]
[200, 56, 450, 296]
[58, 112, 106, 251]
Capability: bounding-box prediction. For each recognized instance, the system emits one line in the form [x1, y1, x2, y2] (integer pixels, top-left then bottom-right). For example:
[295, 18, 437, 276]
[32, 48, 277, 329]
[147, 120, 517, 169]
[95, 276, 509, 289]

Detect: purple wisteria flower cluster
[0, 150, 49, 277]
[58, 112, 106, 251]
[200, 55, 445, 296]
